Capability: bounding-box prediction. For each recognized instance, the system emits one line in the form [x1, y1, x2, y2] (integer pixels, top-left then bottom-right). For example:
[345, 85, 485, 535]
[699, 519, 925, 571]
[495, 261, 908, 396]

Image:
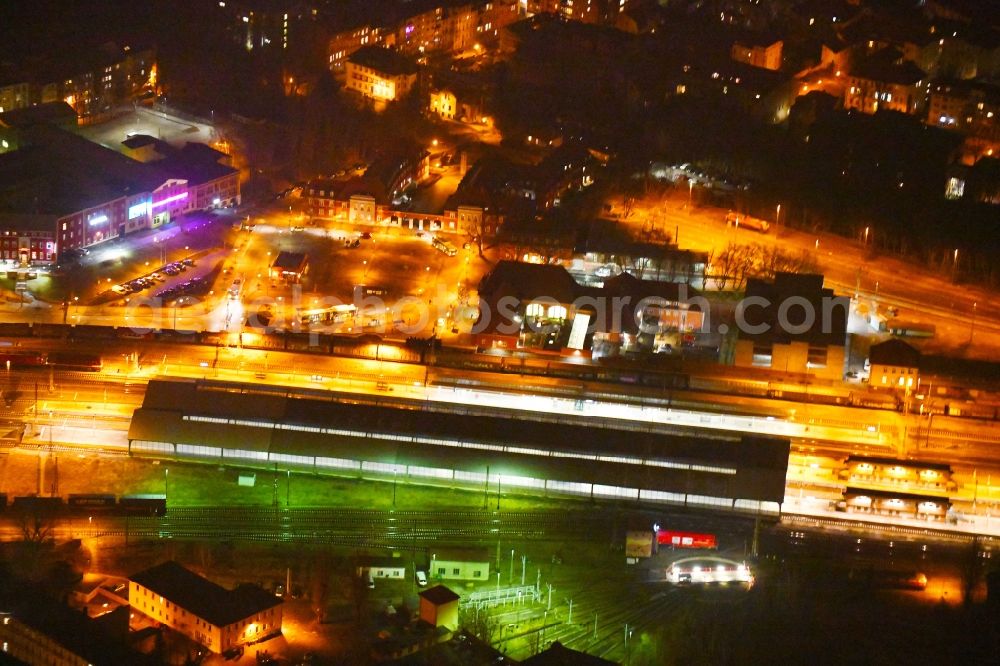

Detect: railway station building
[127, 379, 790, 516]
[473, 260, 705, 358]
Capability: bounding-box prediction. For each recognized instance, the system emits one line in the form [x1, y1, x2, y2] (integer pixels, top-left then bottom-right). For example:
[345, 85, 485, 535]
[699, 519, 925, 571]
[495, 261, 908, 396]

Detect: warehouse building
[0, 125, 238, 261]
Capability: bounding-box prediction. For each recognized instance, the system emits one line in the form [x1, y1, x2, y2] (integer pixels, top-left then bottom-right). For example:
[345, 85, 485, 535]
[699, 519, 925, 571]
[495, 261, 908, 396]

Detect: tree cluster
[709, 242, 818, 291]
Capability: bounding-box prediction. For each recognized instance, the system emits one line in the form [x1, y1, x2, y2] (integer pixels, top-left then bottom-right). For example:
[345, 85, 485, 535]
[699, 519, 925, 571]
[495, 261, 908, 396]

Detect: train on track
[656, 529, 718, 549]
[0, 322, 991, 417]
[0, 350, 102, 371]
[0, 493, 166, 516]
[0, 322, 692, 391]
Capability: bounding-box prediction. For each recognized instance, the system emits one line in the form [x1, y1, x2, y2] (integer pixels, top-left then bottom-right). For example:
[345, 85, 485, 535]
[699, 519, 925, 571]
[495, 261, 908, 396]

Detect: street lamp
[969, 301, 977, 345]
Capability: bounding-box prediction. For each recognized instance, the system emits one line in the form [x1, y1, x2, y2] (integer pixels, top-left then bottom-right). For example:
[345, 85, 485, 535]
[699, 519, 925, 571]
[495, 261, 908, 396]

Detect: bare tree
[461, 214, 488, 257]
[344, 570, 371, 626]
[459, 605, 500, 644]
[710, 246, 735, 291]
[735, 244, 760, 288]
[19, 508, 54, 543]
[712, 242, 818, 289]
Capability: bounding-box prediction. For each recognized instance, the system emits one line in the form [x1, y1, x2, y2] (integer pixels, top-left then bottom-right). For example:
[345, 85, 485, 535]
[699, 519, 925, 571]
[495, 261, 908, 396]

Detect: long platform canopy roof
[128, 379, 790, 503]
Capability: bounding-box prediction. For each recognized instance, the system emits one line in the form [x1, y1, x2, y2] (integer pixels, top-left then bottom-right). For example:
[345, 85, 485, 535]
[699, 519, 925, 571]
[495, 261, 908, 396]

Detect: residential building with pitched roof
[345, 45, 418, 101]
[868, 338, 921, 390]
[843, 47, 927, 115]
[129, 561, 282, 654]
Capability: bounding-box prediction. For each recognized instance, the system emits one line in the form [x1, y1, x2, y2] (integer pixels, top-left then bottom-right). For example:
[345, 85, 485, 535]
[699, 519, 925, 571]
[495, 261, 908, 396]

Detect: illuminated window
[945, 177, 965, 199]
[525, 302, 544, 318]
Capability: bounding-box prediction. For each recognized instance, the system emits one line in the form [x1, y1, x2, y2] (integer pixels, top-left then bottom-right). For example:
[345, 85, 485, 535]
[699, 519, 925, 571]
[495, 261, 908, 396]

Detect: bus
[432, 236, 458, 256]
[299, 304, 358, 327]
[355, 284, 390, 298]
[725, 211, 770, 233]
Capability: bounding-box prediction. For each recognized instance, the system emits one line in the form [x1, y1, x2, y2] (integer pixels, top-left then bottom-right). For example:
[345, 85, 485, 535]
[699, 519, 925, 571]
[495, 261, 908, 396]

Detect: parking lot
[1, 192, 487, 338]
[226, 209, 480, 335]
[58, 211, 238, 305]
[76, 107, 217, 152]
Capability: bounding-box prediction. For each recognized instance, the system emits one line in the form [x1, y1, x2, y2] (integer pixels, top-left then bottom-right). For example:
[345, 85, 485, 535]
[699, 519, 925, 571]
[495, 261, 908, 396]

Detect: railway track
[0, 507, 617, 548]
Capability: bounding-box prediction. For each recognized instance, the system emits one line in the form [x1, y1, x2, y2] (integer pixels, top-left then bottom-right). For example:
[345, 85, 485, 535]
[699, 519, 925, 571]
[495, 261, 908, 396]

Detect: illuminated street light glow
[667, 557, 753, 585]
[151, 192, 189, 209]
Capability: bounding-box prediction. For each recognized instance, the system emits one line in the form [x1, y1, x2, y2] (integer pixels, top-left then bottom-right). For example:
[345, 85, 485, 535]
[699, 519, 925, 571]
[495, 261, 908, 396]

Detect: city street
[627, 188, 1000, 360]
[4, 1, 998, 662]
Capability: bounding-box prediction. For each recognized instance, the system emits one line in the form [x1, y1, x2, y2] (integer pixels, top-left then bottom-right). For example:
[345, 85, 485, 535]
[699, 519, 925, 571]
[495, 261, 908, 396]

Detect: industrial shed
[127, 379, 790, 514]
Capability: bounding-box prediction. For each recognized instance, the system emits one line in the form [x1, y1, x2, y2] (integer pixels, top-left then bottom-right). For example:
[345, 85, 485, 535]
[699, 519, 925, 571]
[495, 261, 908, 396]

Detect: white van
[415, 570, 428, 587]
